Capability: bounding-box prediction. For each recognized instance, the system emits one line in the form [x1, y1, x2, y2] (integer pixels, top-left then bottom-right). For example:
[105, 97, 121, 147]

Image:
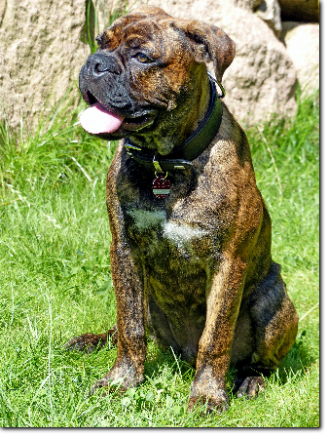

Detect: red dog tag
[152, 175, 171, 198]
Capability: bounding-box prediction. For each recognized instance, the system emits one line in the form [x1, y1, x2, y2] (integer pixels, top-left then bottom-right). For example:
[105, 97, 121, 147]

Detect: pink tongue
[79, 102, 124, 134]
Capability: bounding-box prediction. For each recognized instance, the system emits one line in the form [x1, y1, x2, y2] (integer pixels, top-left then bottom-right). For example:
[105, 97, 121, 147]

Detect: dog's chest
[126, 206, 212, 259]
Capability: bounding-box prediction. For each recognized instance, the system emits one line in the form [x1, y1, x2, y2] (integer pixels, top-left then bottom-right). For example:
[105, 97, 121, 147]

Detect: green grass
[80, 0, 130, 54]
[0, 90, 319, 427]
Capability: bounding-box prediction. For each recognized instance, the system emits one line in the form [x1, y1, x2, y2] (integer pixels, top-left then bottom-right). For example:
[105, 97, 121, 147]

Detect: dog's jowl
[67, 7, 299, 412]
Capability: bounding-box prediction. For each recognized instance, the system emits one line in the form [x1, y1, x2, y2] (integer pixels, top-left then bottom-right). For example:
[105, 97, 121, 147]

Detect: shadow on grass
[144, 343, 195, 385]
[143, 331, 315, 395]
[276, 331, 316, 384]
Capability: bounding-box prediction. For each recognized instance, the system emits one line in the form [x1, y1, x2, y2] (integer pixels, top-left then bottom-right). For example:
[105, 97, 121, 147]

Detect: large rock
[283, 23, 319, 95]
[0, 0, 298, 131]
[0, 0, 90, 132]
[110, 0, 297, 125]
[255, 0, 282, 37]
[278, 0, 319, 22]
[235, 0, 262, 9]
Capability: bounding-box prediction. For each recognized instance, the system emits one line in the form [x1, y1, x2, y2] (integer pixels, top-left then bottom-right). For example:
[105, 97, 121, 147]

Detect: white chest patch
[163, 221, 207, 248]
[128, 208, 208, 248]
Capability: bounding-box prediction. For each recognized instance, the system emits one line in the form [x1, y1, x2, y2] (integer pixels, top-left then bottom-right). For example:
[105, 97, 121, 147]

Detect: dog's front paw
[187, 367, 229, 414]
[90, 361, 145, 397]
[187, 376, 229, 414]
[90, 373, 127, 397]
[187, 389, 229, 414]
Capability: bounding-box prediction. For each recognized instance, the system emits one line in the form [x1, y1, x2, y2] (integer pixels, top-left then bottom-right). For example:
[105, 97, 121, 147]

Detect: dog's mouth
[79, 91, 157, 135]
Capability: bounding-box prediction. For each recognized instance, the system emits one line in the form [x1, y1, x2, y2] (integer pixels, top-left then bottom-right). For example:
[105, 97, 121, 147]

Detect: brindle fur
[67, 7, 299, 412]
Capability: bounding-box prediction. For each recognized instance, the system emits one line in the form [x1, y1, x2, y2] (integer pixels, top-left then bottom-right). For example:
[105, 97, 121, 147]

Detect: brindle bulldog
[67, 6, 299, 412]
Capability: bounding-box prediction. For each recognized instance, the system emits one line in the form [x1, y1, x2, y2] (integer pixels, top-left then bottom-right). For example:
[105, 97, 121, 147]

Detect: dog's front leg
[188, 253, 246, 413]
[91, 237, 147, 394]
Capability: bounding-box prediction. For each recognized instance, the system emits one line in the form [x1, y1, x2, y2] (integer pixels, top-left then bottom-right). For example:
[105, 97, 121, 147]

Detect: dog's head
[79, 7, 235, 142]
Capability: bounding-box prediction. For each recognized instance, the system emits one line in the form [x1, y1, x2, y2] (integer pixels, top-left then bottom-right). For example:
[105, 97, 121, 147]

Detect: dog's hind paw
[233, 375, 266, 398]
[64, 325, 118, 353]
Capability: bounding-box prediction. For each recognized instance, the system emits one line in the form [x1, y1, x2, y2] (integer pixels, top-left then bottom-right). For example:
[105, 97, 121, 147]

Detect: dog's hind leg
[65, 325, 118, 353]
[232, 261, 299, 398]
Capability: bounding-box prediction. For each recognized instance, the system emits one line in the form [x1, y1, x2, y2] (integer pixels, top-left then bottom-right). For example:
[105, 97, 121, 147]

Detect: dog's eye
[136, 53, 153, 63]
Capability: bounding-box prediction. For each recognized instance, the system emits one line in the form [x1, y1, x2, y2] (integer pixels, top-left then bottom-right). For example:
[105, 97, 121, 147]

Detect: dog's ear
[173, 20, 235, 83]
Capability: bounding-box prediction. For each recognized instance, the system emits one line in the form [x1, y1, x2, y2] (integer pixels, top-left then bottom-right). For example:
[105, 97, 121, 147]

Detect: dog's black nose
[86, 53, 121, 78]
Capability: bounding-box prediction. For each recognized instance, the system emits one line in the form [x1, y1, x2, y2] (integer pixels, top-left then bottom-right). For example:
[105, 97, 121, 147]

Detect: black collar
[124, 75, 223, 174]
